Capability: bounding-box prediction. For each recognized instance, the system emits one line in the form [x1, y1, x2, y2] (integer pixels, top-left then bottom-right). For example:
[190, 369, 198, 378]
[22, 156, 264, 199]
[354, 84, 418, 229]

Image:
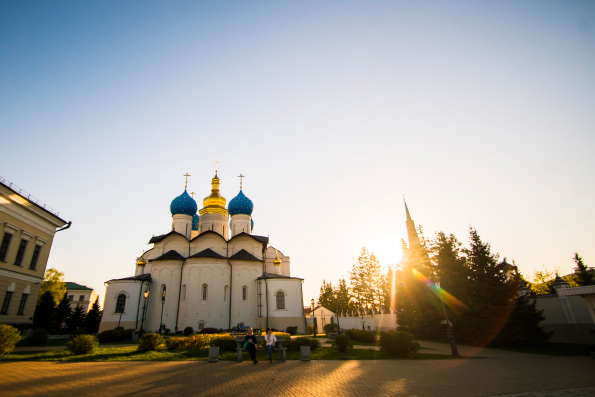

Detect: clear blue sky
[1, 1, 594, 307]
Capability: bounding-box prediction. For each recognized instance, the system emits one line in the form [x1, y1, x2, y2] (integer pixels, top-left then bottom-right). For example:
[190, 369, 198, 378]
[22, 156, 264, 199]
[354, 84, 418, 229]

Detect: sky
[1, 1, 594, 308]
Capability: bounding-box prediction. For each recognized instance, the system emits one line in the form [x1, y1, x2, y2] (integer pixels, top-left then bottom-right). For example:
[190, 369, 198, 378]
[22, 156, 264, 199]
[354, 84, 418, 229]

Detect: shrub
[380, 331, 420, 358]
[70, 328, 87, 339]
[66, 334, 99, 355]
[26, 329, 49, 345]
[183, 327, 194, 336]
[200, 328, 220, 334]
[307, 326, 314, 335]
[138, 333, 164, 352]
[285, 326, 298, 335]
[286, 336, 321, 351]
[165, 335, 205, 351]
[345, 329, 376, 344]
[332, 334, 352, 353]
[323, 323, 338, 334]
[0, 324, 21, 357]
[97, 328, 133, 343]
[209, 335, 237, 351]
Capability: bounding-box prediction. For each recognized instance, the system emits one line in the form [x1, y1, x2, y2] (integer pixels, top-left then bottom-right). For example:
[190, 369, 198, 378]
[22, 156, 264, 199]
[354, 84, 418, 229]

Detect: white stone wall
[172, 214, 192, 239]
[230, 214, 251, 237]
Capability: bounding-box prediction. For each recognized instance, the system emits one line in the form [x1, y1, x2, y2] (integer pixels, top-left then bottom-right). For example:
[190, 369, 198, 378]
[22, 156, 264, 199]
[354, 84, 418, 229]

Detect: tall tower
[198, 172, 229, 238]
[404, 199, 421, 251]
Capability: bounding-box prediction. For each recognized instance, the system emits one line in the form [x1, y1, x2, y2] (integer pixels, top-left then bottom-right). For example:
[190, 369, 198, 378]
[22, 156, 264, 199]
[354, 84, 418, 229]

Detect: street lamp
[333, 292, 341, 333]
[140, 289, 150, 334]
[435, 279, 459, 357]
[311, 298, 317, 337]
[159, 286, 166, 334]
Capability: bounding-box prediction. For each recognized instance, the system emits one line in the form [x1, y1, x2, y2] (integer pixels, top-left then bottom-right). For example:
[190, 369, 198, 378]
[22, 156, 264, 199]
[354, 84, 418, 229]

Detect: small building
[65, 282, 98, 312]
[0, 177, 70, 329]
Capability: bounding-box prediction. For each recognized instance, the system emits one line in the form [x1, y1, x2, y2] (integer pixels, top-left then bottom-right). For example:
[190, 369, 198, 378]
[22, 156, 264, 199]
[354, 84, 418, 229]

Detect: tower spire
[404, 198, 420, 250]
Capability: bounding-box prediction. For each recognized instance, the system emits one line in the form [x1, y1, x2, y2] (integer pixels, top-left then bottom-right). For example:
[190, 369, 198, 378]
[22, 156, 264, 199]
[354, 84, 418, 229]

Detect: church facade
[98, 173, 306, 334]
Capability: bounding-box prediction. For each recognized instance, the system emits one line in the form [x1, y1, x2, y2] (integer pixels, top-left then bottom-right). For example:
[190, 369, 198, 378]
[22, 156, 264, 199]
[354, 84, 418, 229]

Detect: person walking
[244, 327, 258, 364]
[264, 328, 277, 363]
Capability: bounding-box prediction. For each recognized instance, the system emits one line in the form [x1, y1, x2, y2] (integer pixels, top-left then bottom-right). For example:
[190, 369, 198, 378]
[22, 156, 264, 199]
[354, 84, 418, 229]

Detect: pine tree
[84, 297, 101, 333]
[68, 305, 86, 331]
[349, 247, 383, 310]
[318, 280, 334, 309]
[56, 292, 72, 327]
[33, 291, 57, 332]
[335, 278, 350, 314]
[573, 252, 594, 286]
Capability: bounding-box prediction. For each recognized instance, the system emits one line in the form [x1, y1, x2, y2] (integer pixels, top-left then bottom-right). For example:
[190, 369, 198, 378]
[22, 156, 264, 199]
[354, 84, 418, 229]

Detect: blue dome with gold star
[192, 214, 199, 230]
[170, 190, 198, 216]
[228, 190, 253, 216]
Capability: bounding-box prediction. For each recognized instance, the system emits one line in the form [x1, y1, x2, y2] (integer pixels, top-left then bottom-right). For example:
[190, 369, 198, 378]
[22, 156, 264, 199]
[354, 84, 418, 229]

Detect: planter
[209, 346, 219, 362]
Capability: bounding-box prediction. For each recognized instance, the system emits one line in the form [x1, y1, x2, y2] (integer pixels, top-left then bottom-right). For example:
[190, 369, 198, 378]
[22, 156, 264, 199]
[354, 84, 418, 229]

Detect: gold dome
[273, 250, 281, 266]
[199, 172, 229, 216]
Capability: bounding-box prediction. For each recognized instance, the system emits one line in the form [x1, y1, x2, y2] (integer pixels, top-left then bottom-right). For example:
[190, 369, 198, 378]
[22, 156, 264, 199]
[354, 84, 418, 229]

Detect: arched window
[242, 286, 247, 301]
[202, 284, 208, 301]
[115, 294, 126, 313]
[182, 285, 186, 301]
[161, 284, 166, 301]
[224, 285, 229, 301]
[276, 291, 285, 310]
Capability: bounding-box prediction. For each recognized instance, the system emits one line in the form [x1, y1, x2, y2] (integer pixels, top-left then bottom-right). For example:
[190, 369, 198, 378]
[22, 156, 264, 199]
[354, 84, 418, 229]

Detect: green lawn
[3, 346, 457, 362]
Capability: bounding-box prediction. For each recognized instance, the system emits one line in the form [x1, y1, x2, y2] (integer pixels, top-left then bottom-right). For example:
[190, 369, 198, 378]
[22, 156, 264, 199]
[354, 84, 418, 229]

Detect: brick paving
[2, 342, 594, 396]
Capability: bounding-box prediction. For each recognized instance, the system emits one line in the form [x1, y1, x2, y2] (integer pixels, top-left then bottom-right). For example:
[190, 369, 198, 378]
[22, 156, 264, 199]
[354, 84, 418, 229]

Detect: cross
[190, 192, 195, 198]
[213, 159, 220, 174]
[183, 173, 191, 189]
[238, 174, 245, 189]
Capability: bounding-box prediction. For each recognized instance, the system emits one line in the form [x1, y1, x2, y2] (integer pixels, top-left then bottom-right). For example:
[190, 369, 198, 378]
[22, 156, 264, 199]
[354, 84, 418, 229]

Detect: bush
[200, 328, 220, 334]
[285, 326, 298, 335]
[380, 331, 420, 358]
[286, 336, 321, 351]
[209, 335, 237, 351]
[97, 328, 133, 343]
[0, 324, 21, 357]
[70, 328, 87, 339]
[26, 329, 49, 345]
[138, 333, 164, 352]
[165, 335, 205, 351]
[66, 334, 99, 355]
[332, 334, 352, 353]
[183, 327, 194, 336]
[323, 323, 338, 334]
[345, 329, 376, 344]
[307, 325, 314, 335]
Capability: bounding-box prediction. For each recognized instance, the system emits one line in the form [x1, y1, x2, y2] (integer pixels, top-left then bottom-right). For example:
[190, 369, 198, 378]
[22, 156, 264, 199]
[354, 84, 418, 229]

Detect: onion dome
[228, 189, 254, 216]
[170, 190, 198, 216]
[199, 172, 228, 215]
[273, 250, 281, 266]
[192, 214, 199, 231]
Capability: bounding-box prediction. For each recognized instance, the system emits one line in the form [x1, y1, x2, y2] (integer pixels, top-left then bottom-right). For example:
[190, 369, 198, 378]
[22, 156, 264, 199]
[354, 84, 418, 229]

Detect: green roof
[65, 282, 92, 291]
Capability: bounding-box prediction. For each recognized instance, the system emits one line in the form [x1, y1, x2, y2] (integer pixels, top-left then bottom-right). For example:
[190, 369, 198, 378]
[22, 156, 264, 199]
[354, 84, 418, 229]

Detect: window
[242, 286, 247, 301]
[68, 295, 74, 302]
[17, 293, 28, 315]
[29, 245, 41, 270]
[202, 284, 208, 301]
[14, 239, 28, 267]
[182, 285, 186, 301]
[276, 291, 285, 310]
[161, 285, 166, 301]
[79, 295, 84, 302]
[1, 291, 13, 314]
[224, 285, 229, 301]
[198, 322, 205, 330]
[0, 232, 13, 262]
[115, 294, 126, 313]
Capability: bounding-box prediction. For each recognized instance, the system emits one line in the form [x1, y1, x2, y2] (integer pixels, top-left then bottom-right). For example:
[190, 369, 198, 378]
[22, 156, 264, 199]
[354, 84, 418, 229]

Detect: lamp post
[311, 298, 317, 337]
[435, 279, 459, 357]
[140, 289, 149, 334]
[159, 286, 166, 334]
[333, 292, 341, 333]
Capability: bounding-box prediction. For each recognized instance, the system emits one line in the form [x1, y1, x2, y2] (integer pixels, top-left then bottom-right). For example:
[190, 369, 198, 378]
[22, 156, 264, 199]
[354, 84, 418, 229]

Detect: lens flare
[411, 268, 468, 315]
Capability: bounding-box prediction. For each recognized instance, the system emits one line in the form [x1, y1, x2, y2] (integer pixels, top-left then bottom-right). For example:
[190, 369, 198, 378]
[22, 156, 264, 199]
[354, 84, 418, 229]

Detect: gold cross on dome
[238, 174, 245, 189]
[183, 173, 191, 189]
[213, 159, 220, 174]
[190, 192, 195, 198]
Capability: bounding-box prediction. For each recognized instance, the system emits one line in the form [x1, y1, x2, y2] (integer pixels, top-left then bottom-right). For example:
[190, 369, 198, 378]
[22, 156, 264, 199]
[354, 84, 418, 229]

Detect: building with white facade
[99, 173, 306, 334]
[65, 282, 98, 312]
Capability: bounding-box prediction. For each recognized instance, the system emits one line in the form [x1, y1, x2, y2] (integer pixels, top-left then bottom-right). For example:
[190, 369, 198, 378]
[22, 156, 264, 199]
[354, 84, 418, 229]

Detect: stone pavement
[2, 342, 594, 397]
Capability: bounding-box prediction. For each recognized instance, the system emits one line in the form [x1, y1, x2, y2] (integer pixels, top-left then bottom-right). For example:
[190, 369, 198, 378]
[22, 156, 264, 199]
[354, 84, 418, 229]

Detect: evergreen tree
[33, 291, 57, 332]
[573, 252, 594, 286]
[491, 295, 551, 347]
[67, 305, 86, 331]
[56, 292, 72, 327]
[84, 297, 101, 333]
[335, 278, 351, 314]
[318, 280, 334, 309]
[349, 247, 383, 310]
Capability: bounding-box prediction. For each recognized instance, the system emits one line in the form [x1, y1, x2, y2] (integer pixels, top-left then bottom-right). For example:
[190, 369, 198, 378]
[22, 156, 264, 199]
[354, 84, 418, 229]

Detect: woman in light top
[264, 328, 277, 363]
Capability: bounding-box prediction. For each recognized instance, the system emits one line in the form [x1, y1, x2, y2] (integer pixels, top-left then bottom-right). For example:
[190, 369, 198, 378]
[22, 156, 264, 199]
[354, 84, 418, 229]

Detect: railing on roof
[0, 176, 60, 217]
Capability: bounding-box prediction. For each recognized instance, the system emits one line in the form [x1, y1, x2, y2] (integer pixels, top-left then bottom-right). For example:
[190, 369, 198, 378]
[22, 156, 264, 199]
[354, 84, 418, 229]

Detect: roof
[148, 231, 186, 244]
[252, 235, 269, 245]
[64, 282, 93, 291]
[0, 177, 68, 224]
[189, 248, 226, 259]
[151, 250, 186, 261]
[557, 285, 595, 296]
[258, 272, 303, 281]
[229, 249, 262, 262]
[107, 273, 152, 283]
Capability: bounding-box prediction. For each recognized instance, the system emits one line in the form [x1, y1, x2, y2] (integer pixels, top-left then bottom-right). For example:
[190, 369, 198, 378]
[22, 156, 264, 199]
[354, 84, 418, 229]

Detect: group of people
[244, 327, 277, 364]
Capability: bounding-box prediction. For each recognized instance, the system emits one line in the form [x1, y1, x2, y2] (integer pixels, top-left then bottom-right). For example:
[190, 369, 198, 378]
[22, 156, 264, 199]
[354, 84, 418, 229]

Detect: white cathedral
[99, 172, 306, 334]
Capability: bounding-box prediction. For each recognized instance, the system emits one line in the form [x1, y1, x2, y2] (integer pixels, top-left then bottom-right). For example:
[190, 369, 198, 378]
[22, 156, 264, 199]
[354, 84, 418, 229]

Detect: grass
[3, 346, 457, 362]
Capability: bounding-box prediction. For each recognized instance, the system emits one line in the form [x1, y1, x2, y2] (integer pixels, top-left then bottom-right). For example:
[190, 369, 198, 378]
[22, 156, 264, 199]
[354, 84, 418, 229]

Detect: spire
[404, 195, 412, 221]
[404, 198, 421, 250]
